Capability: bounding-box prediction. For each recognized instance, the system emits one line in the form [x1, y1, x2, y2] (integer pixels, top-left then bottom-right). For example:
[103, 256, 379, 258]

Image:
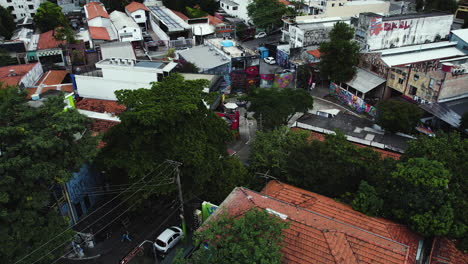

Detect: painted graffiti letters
[370, 18, 410, 36]
[330, 83, 377, 117]
[369, 17, 383, 36]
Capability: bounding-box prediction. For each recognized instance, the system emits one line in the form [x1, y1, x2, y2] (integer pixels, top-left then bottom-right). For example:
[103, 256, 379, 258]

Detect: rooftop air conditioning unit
[215, 52, 220, 56]
[209, 47, 214, 51]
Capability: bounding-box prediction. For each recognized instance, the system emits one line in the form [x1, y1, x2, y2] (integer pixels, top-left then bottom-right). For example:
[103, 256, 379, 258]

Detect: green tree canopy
[319, 22, 360, 83]
[246, 88, 313, 130]
[351, 181, 384, 217]
[98, 73, 250, 203]
[0, 6, 15, 39]
[0, 84, 97, 263]
[184, 208, 290, 264]
[376, 100, 423, 133]
[247, 0, 288, 31]
[385, 158, 454, 236]
[33, 1, 68, 32]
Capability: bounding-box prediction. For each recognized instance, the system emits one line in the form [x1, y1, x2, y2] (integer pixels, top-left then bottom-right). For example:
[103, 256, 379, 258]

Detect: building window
[29, 5, 34, 9]
[221, 3, 224, 7]
[135, 15, 141, 18]
[7, 0, 12, 2]
[414, 74, 419, 81]
[12, 14, 16, 19]
[8, 6, 14, 11]
[226, 6, 229, 10]
[428, 78, 435, 89]
[409, 86, 418, 95]
[332, 4, 335, 7]
[398, 78, 404, 84]
[233, 6, 238, 10]
[396, 69, 402, 74]
[30, 13, 34, 17]
[390, 74, 395, 80]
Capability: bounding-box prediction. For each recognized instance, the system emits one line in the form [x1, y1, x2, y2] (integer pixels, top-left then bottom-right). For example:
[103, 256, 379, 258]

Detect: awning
[419, 103, 461, 128]
[346, 68, 386, 94]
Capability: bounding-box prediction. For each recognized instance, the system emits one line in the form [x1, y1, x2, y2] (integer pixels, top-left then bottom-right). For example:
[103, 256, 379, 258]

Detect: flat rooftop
[177, 45, 230, 70]
[148, 5, 190, 32]
[382, 11, 452, 21]
[97, 59, 177, 71]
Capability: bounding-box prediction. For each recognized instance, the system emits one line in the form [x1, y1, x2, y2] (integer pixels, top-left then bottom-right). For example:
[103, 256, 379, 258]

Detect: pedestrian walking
[121, 231, 132, 242]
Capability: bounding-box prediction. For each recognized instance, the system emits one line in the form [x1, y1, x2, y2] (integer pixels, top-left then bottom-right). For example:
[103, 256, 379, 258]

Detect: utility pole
[166, 160, 187, 240]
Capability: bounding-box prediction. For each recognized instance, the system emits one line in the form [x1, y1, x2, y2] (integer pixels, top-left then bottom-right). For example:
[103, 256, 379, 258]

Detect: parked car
[153, 226, 183, 255]
[255, 32, 267, 39]
[264, 57, 276, 65]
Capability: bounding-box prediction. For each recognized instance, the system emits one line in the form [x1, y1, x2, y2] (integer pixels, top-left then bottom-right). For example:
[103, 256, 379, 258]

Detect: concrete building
[354, 12, 454, 51]
[125, 1, 150, 29]
[451, 28, 468, 51]
[283, 16, 350, 48]
[220, 0, 249, 24]
[109, 11, 143, 42]
[84, 1, 117, 45]
[74, 58, 177, 100]
[298, 0, 389, 17]
[0, 0, 44, 22]
[57, 0, 80, 14]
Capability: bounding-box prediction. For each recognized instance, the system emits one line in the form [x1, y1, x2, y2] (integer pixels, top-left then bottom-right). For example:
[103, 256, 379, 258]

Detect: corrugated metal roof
[100, 42, 136, 60]
[346, 68, 386, 94]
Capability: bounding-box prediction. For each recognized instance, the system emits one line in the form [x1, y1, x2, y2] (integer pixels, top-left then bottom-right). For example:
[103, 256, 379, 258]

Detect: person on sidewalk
[121, 231, 132, 242]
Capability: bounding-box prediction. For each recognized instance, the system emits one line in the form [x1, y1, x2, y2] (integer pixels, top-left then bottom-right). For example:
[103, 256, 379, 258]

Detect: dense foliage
[98, 74, 251, 203]
[247, 0, 289, 31]
[0, 6, 15, 39]
[0, 85, 97, 264]
[246, 88, 313, 130]
[178, 208, 290, 264]
[376, 100, 423, 133]
[34, 2, 68, 33]
[319, 22, 360, 83]
[163, 0, 219, 16]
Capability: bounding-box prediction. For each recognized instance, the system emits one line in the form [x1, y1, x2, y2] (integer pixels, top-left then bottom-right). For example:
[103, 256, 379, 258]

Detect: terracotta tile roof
[75, 98, 126, 115]
[35, 70, 67, 86]
[88, 27, 111, 40]
[429, 237, 468, 264]
[170, 9, 189, 21]
[211, 182, 421, 264]
[306, 49, 321, 58]
[37, 30, 65, 50]
[85, 2, 110, 20]
[279, 0, 291, 5]
[0, 63, 38, 87]
[125, 1, 149, 13]
[291, 128, 401, 160]
[206, 15, 222, 25]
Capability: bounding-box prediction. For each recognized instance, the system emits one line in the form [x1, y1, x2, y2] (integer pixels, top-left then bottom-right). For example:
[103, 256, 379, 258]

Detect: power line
[14, 161, 172, 264]
[29, 169, 176, 264]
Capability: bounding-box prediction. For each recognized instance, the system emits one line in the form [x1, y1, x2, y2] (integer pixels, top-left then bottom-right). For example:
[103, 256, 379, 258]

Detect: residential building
[0, 62, 43, 88]
[219, 0, 248, 24]
[451, 28, 468, 51]
[146, 4, 192, 46]
[0, 0, 44, 22]
[100, 41, 136, 61]
[36, 29, 66, 66]
[284, 16, 350, 48]
[354, 12, 454, 51]
[25, 70, 73, 100]
[109, 11, 143, 42]
[57, 0, 80, 14]
[429, 237, 468, 264]
[125, 1, 150, 29]
[299, 0, 389, 17]
[206, 180, 424, 264]
[0, 41, 27, 64]
[84, 1, 117, 45]
[74, 58, 177, 100]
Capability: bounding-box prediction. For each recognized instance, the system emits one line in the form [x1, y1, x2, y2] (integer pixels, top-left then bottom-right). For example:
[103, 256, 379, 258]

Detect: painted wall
[330, 82, 377, 117]
[117, 26, 143, 42]
[362, 14, 453, 51]
[65, 165, 101, 221]
[75, 75, 151, 100]
[439, 71, 468, 102]
[386, 67, 409, 94]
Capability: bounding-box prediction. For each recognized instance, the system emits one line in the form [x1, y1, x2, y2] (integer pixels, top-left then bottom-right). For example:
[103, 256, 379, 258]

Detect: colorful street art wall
[272, 72, 295, 88]
[330, 83, 377, 117]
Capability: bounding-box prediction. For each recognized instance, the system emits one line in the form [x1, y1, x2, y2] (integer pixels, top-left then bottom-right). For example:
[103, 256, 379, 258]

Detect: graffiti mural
[369, 17, 383, 36]
[330, 83, 377, 117]
[273, 72, 295, 88]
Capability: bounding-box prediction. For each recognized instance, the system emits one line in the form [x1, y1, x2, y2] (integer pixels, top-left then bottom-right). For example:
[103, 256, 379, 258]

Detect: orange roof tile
[88, 27, 111, 40]
[278, 0, 291, 5]
[35, 70, 67, 86]
[75, 98, 126, 115]
[37, 30, 65, 50]
[206, 15, 223, 25]
[291, 128, 401, 160]
[125, 1, 149, 13]
[170, 9, 189, 21]
[0, 63, 38, 87]
[306, 49, 321, 58]
[85, 2, 110, 20]
[210, 182, 421, 264]
[429, 237, 468, 264]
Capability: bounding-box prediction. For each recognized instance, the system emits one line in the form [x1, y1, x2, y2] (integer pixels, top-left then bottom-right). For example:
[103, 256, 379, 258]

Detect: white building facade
[302, 0, 389, 16]
[110, 11, 142, 42]
[75, 58, 177, 100]
[0, 0, 44, 22]
[220, 0, 250, 24]
[57, 0, 80, 14]
[125, 1, 149, 28]
[287, 17, 350, 48]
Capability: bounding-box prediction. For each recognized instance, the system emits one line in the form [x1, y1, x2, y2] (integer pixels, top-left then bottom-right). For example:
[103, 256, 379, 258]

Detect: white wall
[75, 75, 151, 100]
[19, 62, 43, 88]
[0, 0, 43, 22]
[220, 0, 251, 24]
[128, 9, 147, 25]
[101, 66, 157, 83]
[117, 26, 142, 42]
[365, 15, 453, 51]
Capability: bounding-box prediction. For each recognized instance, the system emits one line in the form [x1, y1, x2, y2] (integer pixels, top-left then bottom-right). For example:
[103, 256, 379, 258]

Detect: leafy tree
[375, 100, 423, 133]
[0, 85, 97, 263]
[236, 23, 248, 40]
[460, 112, 468, 130]
[319, 22, 360, 83]
[34, 2, 68, 32]
[385, 158, 454, 236]
[402, 133, 468, 240]
[247, 0, 288, 31]
[296, 64, 313, 89]
[98, 73, 249, 203]
[249, 126, 309, 179]
[0, 6, 15, 39]
[0, 49, 17, 66]
[185, 6, 208, 18]
[182, 208, 290, 264]
[246, 88, 313, 130]
[162, 0, 219, 15]
[351, 181, 383, 217]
